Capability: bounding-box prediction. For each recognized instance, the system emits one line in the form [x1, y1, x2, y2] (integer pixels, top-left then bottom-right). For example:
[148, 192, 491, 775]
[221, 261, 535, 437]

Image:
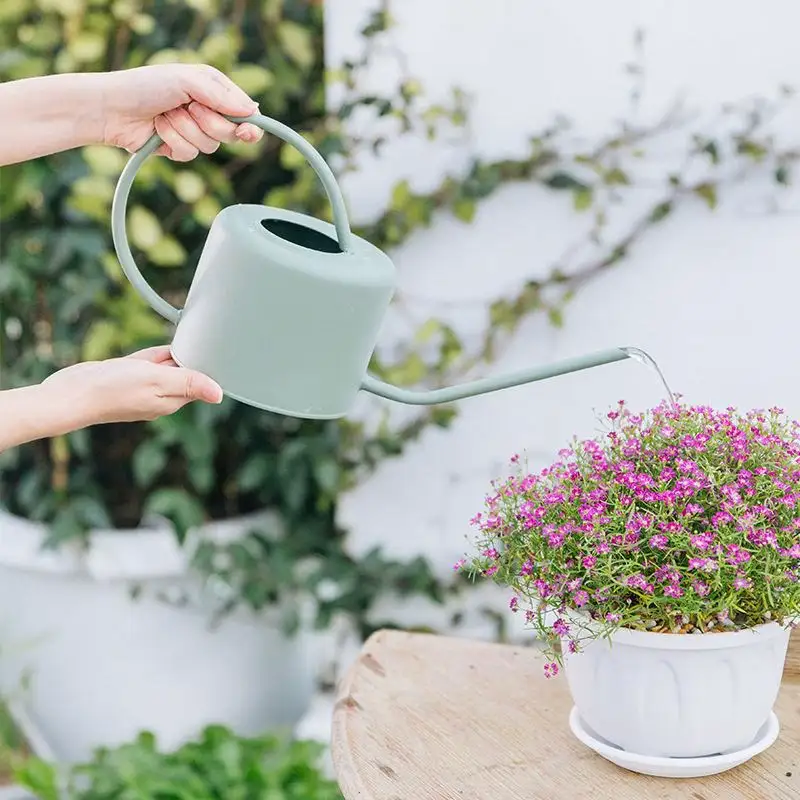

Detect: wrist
[0, 384, 89, 452]
[57, 72, 108, 147]
[0, 72, 107, 166]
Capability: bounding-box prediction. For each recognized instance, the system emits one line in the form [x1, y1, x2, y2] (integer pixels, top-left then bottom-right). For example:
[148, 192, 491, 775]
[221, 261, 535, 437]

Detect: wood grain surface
[332, 629, 800, 800]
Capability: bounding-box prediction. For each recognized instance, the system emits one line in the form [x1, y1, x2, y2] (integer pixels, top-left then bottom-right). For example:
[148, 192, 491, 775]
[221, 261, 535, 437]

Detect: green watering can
[111, 113, 636, 420]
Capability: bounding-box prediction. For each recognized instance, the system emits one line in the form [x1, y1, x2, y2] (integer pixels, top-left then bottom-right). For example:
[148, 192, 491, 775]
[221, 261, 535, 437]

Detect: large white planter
[0, 507, 319, 763]
[563, 621, 791, 758]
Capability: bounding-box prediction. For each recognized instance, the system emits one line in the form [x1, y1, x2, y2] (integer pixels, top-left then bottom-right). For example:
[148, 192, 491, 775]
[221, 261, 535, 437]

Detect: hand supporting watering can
[0, 64, 261, 453]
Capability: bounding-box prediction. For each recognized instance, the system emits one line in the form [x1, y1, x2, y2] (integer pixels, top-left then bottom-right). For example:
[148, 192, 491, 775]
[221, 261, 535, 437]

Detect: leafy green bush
[14, 725, 342, 799]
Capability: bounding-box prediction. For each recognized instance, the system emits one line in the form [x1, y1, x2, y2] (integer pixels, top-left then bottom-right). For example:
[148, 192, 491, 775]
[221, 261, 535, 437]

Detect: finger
[126, 346, 174, 364]
[158, 367, 223, 404]
[186, 102, 240, 143]
[163, 107, 220, 155]
[154, 114, 199, 162]
[182, 64, 259, 117]
[234, 122, 263, 143]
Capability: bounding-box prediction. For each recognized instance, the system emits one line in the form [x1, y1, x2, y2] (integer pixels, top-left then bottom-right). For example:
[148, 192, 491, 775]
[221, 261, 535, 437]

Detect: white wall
[325, 0, 800, 637]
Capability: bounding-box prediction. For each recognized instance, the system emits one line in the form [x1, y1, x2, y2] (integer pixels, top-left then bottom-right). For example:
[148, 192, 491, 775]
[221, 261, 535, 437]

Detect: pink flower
[688, 557, 718, 572]
[552, 618, 570, 636]
[543, 662, 559, 678]
[649, 534, 669, 550]
[573, 589, 590, 607]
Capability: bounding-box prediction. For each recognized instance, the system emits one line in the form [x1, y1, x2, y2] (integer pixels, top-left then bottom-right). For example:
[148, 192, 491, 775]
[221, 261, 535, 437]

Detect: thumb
[182, 65, 258, 116]
[161, 367, 224, 404]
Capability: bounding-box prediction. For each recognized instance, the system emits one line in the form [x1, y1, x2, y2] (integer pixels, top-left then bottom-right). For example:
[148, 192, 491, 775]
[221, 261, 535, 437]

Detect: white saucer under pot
[569, 707, 780, 779]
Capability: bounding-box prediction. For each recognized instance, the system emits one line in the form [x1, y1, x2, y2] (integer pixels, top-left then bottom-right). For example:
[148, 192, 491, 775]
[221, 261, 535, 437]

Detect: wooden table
[332, 629, 800, 799]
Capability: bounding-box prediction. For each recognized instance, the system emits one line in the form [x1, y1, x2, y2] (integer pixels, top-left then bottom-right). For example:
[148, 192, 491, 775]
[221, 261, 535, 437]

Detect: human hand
[42, 345, 223, 428]
[100, 63, 264, 161]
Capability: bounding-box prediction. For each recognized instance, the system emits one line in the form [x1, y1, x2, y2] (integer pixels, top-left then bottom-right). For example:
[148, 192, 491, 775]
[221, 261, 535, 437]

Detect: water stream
[621, 346, 676, 407]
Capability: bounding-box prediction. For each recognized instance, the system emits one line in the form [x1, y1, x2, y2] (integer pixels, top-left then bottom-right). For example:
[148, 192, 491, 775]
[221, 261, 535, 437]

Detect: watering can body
[171, 204, 395, 418]
[112, 113, 633, 420]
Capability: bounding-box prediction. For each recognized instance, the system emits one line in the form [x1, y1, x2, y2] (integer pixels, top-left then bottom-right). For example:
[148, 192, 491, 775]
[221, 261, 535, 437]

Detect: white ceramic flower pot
[563, 621, 791, 758]
[0, 507, 320, 763]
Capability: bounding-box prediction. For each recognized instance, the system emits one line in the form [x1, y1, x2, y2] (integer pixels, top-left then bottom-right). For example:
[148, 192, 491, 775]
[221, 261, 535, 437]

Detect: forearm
[0, 73, 107, 166]
[0, 385, 86, 452]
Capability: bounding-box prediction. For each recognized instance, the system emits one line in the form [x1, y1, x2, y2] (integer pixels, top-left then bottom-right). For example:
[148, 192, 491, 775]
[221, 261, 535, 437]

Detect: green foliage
[14, 726, 342, 799]
[0, 701, 30, 787]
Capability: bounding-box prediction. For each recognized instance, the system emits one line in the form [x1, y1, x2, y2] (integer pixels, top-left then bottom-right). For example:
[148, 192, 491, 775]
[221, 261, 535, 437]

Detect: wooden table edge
[331, 629, 390, 799]
[331, 628, 800, 798]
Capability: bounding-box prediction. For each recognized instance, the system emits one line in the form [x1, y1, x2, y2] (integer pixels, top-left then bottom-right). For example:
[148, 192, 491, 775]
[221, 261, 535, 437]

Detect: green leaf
[453, 197, 476, 222]
[736, 139, 768, 161]
[237, 455, 273, 493]
[129, 206, 163, 250]
[700, 139, 720, 165]
[603, 167, 630, 186]
[693, 182, 718, 210]
[280, 142, 307, 171]
[44, 507, 85, 548]
[572, 187, 593, 211]
[82, 319, 119, 360]
[199, 30, 240, 65]
[313, 457, 340, 495]
[148, 236, 186, 267]
[133, 440, 168, 487]
[277, 21, 316, 69]
[649, 201, 673, 223]
[13, 758, 60, 800]
[775, 165, 791, 186]
[130, 13, 155, 35]
[173, 171, 206, 203]
[82, 145, 127, 176]
[68, 31, 106, 62]
[144, 489, 205, 537]
[414, 318, 442, 344]
[72, 175, 114, 202]
[193, 196, 222, 226]
[544, 172, 587, 191]
[229, 64, 275, 96]
[390, 180, 411, 211]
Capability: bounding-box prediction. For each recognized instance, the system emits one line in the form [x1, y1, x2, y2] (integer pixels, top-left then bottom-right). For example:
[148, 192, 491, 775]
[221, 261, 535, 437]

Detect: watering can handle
[111, 113, 354, 325]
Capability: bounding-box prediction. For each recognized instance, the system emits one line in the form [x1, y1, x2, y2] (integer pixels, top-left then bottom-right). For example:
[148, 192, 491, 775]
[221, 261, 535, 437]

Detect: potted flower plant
[464, 399, 799, 763]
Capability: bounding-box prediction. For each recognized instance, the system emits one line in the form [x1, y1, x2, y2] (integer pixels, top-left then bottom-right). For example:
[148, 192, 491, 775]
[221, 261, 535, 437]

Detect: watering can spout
[360, 347, 633, 406]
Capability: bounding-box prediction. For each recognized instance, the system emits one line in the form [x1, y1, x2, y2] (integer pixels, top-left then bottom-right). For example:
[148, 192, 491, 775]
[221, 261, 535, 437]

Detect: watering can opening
[260, 218, 343, 255]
